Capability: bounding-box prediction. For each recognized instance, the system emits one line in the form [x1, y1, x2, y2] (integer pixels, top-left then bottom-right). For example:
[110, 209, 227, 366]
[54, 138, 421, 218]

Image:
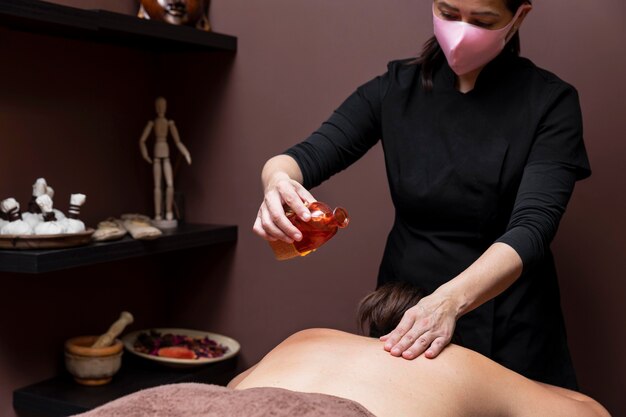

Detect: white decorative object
[62, 193, 86, 233]
[27, 178, 48, 212]
[34, 195, 65, 235]
[1, 198, 33, 235]
[139, 97, 192, 230]
[22, 212, 43, 229]
[34, 178, 47, 193]
[45, 185, 67, 221]
[23, 178, 47, 228]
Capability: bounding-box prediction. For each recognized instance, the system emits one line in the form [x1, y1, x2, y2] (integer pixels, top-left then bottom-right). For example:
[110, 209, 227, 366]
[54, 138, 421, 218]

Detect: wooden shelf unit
[2, 2, 240, 415]
[0, 223, 238, 274]
[0, 0, 237, 51]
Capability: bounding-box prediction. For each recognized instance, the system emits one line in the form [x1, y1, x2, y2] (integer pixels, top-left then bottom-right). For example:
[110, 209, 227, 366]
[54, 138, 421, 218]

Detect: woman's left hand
[380, 291, 460, 360]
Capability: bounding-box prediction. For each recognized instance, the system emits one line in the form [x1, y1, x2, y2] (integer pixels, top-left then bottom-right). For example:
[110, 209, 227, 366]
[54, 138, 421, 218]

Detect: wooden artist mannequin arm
[139, 121, 155, 163]
[169, 121, 192, 165]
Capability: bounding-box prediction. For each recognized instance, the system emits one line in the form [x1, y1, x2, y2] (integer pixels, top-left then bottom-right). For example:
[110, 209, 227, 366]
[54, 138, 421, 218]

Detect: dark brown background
[1, 0, 624, 416]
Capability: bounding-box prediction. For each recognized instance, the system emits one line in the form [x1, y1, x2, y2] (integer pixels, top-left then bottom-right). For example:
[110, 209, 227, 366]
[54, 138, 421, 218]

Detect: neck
[455, 66, 484, 93]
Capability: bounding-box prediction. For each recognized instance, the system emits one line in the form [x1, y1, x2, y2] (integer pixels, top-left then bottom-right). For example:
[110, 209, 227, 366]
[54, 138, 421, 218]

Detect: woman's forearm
[437, 242, 523, 318]
[382, 240, 524, 359]
[261, 155, 303, 190]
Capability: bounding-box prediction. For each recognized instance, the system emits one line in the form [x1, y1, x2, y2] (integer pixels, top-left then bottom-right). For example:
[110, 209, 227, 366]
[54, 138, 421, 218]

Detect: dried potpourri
[133, 330, 229, 360]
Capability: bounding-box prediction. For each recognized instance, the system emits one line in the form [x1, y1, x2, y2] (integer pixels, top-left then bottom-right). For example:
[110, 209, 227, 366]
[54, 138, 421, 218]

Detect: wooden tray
[0, 228, 95, 250]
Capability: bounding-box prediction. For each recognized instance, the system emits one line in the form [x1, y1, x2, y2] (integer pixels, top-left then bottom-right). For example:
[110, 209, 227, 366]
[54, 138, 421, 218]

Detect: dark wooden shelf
[0, 223, 237, 274]
[0, 0, 237, 51]
[13, 353, 239, 417]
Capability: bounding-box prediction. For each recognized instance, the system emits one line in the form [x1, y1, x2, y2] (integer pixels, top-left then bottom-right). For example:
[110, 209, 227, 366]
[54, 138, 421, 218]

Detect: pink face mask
[433, 5, 524, 76]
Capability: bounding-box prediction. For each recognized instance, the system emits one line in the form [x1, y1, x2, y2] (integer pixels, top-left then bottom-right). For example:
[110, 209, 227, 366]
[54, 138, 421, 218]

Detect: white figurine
[62, 193, 86, 233]
[139, 97, 192, 229]
[1, 198, 33, 235]
[34, 195, 65, 235]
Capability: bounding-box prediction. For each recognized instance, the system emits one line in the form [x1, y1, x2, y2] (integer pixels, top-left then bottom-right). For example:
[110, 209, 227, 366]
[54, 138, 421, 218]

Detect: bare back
[233, 329, 608, 417]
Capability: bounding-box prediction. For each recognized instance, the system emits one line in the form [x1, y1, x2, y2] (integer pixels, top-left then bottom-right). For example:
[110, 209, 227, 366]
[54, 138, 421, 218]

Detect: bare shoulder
[275, 328, 366, 353]
[435, 345, 610, 417]
[285, 328, 352, 341]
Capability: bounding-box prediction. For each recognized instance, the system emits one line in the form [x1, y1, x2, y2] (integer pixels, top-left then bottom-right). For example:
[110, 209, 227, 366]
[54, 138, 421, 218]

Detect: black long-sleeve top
[284, 50, 590, 389]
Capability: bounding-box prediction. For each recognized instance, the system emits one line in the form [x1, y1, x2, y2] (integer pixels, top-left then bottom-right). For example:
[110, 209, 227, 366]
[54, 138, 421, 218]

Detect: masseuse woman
[253, 0, 590, 389]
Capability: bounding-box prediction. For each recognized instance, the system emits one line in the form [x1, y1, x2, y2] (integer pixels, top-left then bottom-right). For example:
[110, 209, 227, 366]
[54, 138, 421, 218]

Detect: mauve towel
[72, 383, 377, 417]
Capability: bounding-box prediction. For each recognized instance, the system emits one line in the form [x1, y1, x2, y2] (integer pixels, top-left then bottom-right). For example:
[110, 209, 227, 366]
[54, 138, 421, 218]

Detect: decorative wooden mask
[140, 0, 205, 26]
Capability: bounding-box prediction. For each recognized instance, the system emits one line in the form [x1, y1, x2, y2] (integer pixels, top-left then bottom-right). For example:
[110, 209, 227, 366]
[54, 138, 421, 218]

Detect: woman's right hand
[253, 172, 316, 243]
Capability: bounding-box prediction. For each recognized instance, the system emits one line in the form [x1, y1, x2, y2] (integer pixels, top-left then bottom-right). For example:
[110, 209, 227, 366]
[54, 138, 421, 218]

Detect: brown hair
[357, 282, 425, 338]
[415, 0, 532, 91]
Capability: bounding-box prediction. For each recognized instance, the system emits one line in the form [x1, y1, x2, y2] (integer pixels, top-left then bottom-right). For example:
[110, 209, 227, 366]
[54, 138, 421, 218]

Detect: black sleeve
[496, 84, 591, 268]
[283, 66, 392, 190]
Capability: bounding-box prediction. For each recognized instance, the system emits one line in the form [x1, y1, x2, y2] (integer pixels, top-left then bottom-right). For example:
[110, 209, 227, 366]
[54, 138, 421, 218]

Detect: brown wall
[0, 1, 624, 416]
[524, 1, 626, 412]
[528, 2, 626, 413]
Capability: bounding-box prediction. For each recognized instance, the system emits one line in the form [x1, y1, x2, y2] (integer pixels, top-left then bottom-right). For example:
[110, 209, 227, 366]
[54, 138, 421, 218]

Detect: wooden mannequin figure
[139, 97, 192, 229]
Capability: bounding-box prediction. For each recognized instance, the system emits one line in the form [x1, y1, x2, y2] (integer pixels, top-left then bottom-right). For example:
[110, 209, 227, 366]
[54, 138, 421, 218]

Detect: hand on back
[381, 291, 458, 360]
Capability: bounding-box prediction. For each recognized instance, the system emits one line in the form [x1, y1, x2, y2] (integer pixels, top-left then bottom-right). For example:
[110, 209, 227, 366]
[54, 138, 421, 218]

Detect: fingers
[264, 190, 302, 241]
[390, 329, 430, 358]
[381, 296, 456, 360]
[262, 186, 308, 239]
[387, 330, 451, 360]
[295, 184, 316, 206]
[401, 332, 435, 359]
[279, 183, 311, 223]
[252, 201, 298, 243]
[253, 178, 317, 242]
[383, 314, 415, 353]
[424, 336, 450, 359]
[252, 210, 276, 241]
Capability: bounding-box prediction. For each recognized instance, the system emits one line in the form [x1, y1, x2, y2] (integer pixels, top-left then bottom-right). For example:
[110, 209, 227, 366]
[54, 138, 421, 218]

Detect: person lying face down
[74, 283, 610, 417]
[229, 282, 610, 417]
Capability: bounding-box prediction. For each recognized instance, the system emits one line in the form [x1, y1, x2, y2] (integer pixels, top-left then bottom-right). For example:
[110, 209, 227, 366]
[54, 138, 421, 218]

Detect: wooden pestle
[91, 312, 134, 348]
